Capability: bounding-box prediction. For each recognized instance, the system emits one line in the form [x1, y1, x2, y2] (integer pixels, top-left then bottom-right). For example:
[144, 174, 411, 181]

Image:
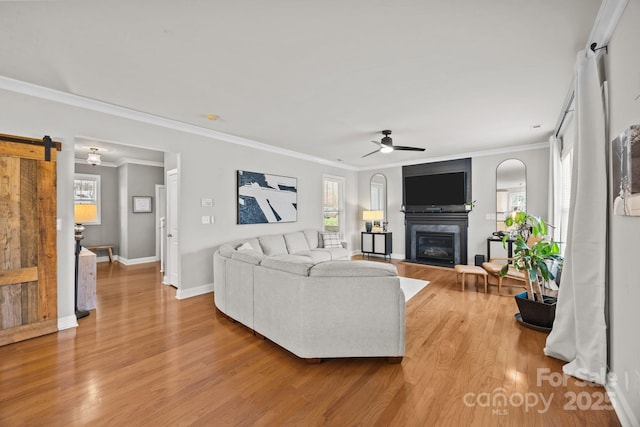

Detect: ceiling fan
[362, 130, 425, 158]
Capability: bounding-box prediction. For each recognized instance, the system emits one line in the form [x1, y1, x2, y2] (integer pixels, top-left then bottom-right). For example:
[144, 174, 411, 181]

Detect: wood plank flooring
[0, 258, 621, 426]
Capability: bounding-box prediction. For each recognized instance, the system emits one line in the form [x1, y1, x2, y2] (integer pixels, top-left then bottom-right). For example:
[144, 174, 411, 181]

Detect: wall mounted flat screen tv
[404, 172, 467, 206]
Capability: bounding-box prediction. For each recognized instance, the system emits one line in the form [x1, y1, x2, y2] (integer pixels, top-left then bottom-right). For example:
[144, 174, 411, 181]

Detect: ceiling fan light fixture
[87, 148, 101, 166]
[380, 145, 393, 154]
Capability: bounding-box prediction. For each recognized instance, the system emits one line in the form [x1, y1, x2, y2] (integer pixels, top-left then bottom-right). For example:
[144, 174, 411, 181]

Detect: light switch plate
[201, 198, 213, 207]
[201, 215, 210, 224]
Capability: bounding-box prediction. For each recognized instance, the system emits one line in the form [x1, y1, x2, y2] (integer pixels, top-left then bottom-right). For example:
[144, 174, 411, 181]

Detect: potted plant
[499, 212, 563, 329]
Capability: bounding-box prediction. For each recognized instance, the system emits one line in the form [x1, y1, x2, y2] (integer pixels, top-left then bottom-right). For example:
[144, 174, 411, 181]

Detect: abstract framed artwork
[237, 170, 298, 224]
[611, 125, 640, 216]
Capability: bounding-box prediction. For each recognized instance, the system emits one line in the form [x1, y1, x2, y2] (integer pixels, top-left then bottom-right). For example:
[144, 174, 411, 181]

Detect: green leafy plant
[499, 212, 563, 301]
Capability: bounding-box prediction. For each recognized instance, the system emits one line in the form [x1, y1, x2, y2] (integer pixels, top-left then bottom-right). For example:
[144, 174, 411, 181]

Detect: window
[559, 149, 573, 255]
[323, 175, 344, 235]
[74, 173, 101, 225]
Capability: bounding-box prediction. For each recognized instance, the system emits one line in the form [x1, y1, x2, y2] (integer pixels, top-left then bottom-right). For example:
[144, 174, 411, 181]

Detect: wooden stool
[454, 265, 488, 293]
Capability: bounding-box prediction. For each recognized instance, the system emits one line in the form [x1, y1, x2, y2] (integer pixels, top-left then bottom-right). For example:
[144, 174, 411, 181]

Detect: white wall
[0, 89, 359, 318]
[177, 140, 358, 289]
[358, 167, 403, 257]
[468, 148, 549, 262]
[356, 147, 549, 262]
[56, 146, 77, 327]
[75, 163, 120, 253]
[124, 163, 164, 260]
[604, 0, 640, 423]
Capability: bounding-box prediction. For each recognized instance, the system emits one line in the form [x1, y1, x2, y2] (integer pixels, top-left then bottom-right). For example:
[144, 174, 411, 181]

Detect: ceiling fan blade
[370, 140, 382, 146]
[361, 149, 380, 158]
[393, 146, 426, 152]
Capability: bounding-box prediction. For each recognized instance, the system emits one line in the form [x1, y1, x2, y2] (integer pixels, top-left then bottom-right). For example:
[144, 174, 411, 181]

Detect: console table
[486, 236, 514, 260]
[362, 232, 392, 261]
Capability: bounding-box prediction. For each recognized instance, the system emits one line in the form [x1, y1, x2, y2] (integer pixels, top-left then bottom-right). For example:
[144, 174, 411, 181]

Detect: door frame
[155, 184, 166, 269]
[164, 168, 180, 288]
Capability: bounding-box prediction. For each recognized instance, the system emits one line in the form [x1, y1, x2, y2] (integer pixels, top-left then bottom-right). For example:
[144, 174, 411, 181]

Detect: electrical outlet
[201, 215, 210, 224]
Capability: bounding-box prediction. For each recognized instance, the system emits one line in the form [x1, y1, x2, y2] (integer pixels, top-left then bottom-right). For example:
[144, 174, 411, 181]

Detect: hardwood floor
[0, 258, 621, 426]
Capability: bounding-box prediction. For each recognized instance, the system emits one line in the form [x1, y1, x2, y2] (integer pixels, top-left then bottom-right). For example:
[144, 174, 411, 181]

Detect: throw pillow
[321, 232, 342, 248]
[236, 241, 254, 252]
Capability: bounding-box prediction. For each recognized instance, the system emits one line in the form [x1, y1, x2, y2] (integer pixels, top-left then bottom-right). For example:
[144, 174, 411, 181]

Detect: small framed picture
[133, 196, 153, 213]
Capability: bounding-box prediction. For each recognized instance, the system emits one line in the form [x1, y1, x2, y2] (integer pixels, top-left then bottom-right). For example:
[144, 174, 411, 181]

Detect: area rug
[399, 277, 430, 302]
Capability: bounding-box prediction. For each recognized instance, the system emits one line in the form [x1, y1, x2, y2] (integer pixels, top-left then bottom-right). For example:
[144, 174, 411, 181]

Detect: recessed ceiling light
[206, 114, 219, 121]
[530, 124, 542, 130]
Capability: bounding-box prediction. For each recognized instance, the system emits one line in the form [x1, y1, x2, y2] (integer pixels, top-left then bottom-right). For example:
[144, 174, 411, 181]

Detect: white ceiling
[0, 1, 602, 168]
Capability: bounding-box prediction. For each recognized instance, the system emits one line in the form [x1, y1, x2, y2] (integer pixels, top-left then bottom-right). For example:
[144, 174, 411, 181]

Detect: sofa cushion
[324, 247, 349, 260]
[309, 260, 398, 277]
[320, 232, 342, 248]
[259, 234, 288, 256]
[310, 247, 348, 260]
[297, 250, 332, 263]
[231, 250, 264, 265]
[303, 229, 320, 249]
[284, 232, 310, 253]
[261, 254, 315, 276]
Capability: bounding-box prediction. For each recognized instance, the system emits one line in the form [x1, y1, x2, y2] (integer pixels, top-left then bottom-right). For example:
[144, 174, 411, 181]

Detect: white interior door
[165, 169, 179, 287]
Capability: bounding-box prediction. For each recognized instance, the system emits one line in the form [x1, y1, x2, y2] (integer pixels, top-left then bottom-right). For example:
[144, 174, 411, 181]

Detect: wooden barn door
[0, 133, 60, 346]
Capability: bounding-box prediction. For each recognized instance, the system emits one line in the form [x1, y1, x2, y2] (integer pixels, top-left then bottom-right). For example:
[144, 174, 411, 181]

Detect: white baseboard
[57, 315, 78, 330]
[176, 283, 214, 300]
[391, 252, 405, 260]
[117, 255, 158, 266]
[606, 378, 640, 427]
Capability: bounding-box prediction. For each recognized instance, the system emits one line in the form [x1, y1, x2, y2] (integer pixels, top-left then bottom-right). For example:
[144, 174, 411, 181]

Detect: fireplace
[405, 212, 468, 267]
[416, 232, 455, 265]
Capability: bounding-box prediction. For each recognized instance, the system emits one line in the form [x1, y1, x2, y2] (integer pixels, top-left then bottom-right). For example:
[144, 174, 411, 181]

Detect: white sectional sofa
[213, 230, 405, 362]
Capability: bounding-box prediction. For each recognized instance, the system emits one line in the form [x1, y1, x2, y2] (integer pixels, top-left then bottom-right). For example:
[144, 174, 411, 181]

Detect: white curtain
[544, 49, 608, 385]
[548, 135, 563, 242]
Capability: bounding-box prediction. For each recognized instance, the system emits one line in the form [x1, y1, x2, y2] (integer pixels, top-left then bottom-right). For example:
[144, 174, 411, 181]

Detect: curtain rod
[554, 42, 608, 138]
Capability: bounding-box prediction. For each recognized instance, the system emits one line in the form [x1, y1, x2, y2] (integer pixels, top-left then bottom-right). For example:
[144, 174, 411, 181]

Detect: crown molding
[0, 75, 354, 171]
[115, 158, 164, 168]
[0, 75, 548, 173]
[74, 157, 164, 168]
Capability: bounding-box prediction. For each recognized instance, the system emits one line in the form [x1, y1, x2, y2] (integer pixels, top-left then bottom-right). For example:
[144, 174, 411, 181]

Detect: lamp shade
[74, 204, 98, 223]
[363, 210, 384, 221]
